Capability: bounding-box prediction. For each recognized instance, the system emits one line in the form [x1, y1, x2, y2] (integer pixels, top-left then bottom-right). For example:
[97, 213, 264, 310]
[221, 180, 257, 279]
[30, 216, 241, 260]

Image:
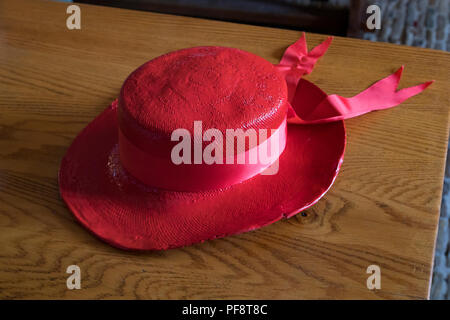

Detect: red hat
[59, 34, 432, 250]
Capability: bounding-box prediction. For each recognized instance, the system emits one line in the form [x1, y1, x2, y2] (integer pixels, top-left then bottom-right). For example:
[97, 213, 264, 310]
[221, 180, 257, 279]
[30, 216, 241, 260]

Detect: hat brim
[59, 86, 346, 251]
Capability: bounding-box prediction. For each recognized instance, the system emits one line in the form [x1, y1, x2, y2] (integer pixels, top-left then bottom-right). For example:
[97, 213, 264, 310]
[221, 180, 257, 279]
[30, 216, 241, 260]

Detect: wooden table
[0, 0, 449, 300]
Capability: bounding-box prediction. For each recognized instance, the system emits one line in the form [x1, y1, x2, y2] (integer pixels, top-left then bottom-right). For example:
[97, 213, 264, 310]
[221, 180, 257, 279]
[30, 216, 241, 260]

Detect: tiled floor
[431, 146, 450, 299]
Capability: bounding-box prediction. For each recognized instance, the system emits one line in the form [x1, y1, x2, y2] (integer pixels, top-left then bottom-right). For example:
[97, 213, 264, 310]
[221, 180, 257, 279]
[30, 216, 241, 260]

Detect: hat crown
[118, 46, 288, 145]
[116, 47, 289, 191]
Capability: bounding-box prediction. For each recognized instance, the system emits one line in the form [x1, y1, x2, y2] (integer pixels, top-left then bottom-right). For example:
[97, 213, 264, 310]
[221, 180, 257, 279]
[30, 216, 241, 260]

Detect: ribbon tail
[275, 33, 333, 101]
[277, 33, 332, 73]
[282, 32, 308, 61]
[307, 35, 333, 60]
[287, 66, 434, 124]
[395, 80, 435, 101]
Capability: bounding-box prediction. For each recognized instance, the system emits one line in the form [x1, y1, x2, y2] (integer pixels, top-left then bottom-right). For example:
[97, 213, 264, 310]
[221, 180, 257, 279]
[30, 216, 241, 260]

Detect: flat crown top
[119, 46, 288, 135]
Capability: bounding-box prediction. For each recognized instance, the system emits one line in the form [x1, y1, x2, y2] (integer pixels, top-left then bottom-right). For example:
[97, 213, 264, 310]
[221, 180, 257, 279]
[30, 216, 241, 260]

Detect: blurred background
[71, 0, 449, 299]
[74, 0, 450, 50]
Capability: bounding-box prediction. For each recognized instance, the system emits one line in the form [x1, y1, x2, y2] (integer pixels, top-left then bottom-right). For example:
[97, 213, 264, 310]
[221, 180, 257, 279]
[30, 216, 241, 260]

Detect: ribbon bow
[274, 33, 433, 124]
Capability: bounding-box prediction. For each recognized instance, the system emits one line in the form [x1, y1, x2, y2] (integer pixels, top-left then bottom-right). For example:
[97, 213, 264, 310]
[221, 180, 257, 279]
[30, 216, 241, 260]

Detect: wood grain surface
[0, 0, 449, 300]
